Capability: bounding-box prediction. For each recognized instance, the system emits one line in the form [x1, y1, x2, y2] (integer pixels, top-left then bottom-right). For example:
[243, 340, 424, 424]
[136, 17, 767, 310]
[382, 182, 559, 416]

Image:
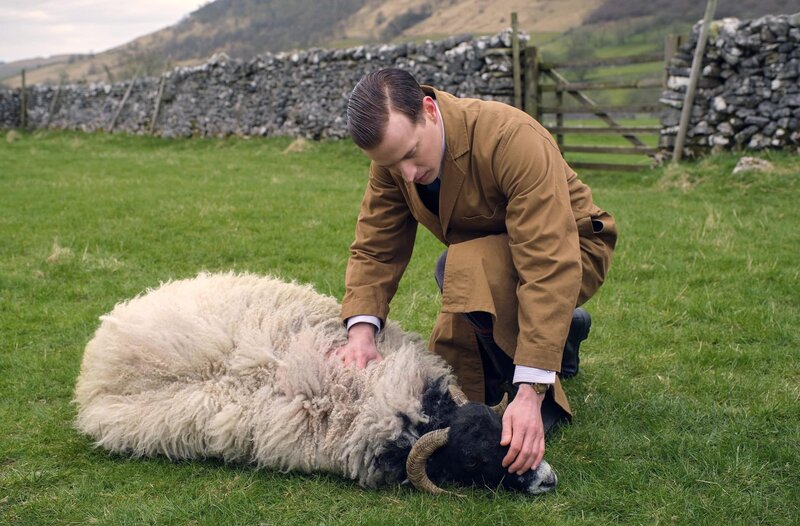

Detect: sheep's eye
[464, 458, 479, 470]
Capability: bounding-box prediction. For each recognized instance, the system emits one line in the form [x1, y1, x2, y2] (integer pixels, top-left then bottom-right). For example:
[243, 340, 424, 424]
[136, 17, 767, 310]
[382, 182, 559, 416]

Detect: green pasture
[1, 131, 798, 525]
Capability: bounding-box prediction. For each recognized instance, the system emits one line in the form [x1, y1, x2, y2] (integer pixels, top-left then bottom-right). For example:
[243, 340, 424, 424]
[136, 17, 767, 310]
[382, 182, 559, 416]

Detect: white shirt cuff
[513, 365, 556, 385]
[346, 315, 381, 334]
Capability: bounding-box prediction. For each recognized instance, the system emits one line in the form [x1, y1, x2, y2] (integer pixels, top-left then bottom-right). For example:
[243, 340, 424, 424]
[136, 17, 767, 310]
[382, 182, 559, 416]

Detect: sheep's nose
[526, 460, 558, 495]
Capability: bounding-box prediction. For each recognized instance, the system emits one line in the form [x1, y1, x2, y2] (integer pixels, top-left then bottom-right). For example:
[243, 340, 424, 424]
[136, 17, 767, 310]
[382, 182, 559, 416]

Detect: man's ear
[422, 96, 438, 123]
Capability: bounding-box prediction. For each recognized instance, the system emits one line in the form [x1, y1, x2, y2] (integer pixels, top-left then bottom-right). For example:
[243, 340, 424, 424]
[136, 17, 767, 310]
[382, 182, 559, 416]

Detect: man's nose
[399, 161, 416, 182]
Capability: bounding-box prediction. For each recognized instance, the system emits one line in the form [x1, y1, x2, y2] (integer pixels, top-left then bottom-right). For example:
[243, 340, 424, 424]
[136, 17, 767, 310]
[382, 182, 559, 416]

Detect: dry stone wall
[0, 31, 524, 139]
[660, 13, 800, 155]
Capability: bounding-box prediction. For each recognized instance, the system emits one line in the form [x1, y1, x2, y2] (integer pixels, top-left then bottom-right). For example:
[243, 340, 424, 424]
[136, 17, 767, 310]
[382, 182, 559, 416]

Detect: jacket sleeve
[341, 163, 418, 323]
[494, 123, 582, 371]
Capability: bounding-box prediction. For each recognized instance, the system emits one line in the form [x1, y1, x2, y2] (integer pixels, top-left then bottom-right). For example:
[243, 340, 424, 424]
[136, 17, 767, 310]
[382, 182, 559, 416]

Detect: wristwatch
[515, 382, 550, 395]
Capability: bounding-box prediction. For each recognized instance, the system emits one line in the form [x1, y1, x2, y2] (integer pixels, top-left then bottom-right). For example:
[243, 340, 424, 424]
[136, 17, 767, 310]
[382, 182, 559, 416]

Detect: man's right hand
[330, 322, 382, 369]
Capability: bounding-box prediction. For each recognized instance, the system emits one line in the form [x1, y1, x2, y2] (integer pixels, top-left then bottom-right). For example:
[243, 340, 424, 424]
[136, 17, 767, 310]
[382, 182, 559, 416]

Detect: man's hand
[330, 322, 382, 369]
[500, 384, 546, 475]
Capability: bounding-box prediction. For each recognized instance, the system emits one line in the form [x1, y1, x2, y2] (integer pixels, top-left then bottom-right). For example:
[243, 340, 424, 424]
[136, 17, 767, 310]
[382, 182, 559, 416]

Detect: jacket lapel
[427, 87, 470, 241]
[408, 184, 445, 241]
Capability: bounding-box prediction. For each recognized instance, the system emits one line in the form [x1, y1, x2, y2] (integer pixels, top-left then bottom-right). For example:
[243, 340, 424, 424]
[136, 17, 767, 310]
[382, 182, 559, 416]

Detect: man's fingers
[501, 417, 544, 474]
[509, 431, 536, 475]
[507, 427, 545, 475]
[500, 414, 517, 466]
[532, 434, 545, 471]
[502, 429, 524, 468]
[501, 447, 516, 468]
[358, 352, 383, 369]
[332, 339, 382, 369]
[500, 415, 512, 447]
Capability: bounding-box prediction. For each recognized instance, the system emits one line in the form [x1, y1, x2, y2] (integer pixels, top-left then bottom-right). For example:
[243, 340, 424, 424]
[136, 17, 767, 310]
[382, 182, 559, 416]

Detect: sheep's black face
[428, 403, 557, 495]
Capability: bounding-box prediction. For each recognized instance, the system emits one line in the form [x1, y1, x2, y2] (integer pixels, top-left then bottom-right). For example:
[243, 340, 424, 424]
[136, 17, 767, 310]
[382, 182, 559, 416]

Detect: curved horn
[406, 428, 451, 495]
[448, 384, 469, 407]
[490, 393, 509, 416]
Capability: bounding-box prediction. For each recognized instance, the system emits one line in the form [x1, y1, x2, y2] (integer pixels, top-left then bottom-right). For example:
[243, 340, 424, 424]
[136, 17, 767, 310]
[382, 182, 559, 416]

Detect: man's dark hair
[347, 68, 426, 150]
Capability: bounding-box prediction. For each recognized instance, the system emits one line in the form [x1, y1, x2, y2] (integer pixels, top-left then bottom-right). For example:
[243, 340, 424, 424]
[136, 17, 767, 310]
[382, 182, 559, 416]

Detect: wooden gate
[530, 55, 662, 172]
[510, 19, 685, 172]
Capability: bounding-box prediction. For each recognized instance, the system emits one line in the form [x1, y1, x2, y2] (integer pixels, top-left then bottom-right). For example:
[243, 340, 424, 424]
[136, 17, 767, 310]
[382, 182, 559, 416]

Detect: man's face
[365, 96, 444, 185]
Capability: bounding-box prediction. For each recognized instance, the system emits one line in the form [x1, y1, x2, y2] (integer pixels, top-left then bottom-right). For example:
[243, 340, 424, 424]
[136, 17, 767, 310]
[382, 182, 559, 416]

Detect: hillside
[337, 0, 602, 43]
[0, 55, 83, 83]
[3, 0, 799, 88]
[1, 0, 601, 87]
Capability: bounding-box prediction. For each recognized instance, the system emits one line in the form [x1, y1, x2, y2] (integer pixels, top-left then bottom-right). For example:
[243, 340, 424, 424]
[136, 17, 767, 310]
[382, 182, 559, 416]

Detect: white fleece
[74, 272, 454, 487]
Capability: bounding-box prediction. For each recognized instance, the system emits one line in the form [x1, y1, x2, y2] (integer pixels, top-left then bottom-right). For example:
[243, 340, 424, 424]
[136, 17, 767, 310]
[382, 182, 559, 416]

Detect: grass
[1, 131, 799, 525]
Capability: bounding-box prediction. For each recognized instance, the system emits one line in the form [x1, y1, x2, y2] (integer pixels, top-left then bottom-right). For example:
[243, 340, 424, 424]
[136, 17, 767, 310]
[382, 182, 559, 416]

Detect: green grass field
[1, 131, 799, 525]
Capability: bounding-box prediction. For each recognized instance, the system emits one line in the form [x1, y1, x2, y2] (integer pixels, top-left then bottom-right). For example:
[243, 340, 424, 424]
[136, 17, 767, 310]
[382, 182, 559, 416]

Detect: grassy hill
[0, 55, 84, 84]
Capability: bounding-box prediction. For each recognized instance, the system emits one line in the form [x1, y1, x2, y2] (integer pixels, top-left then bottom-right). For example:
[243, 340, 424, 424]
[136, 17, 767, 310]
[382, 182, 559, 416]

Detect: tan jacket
[342, 87, 616, 389]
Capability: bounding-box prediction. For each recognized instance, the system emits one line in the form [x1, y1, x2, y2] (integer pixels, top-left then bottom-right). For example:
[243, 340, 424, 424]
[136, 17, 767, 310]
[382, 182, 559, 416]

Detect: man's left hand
[500, 384, 546, 475]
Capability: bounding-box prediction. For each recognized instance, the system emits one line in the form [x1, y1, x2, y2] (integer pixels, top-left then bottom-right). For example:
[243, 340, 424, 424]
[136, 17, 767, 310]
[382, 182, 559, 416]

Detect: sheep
[74, 272, 557, 495]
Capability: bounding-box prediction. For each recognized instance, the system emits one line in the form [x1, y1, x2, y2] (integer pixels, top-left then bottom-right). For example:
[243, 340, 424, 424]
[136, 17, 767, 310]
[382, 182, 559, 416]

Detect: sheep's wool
[75, 272, 453, 487]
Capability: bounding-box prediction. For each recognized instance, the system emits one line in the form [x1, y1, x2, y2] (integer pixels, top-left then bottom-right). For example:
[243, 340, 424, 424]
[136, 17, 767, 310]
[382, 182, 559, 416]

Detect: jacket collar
[423, 85, 470, 164]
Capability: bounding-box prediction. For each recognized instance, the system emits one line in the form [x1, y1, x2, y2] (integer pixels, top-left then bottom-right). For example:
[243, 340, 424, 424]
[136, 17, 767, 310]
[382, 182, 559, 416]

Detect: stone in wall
[0, 88, 19, 125]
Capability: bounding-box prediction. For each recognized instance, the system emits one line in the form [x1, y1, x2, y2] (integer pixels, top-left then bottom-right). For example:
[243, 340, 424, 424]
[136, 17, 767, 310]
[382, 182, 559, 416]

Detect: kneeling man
[333, 68, 617, 477]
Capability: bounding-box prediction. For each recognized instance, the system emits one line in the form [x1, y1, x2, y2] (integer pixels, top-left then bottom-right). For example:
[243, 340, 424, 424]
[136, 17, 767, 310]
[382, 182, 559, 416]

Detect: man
[332, 68, 616, 477]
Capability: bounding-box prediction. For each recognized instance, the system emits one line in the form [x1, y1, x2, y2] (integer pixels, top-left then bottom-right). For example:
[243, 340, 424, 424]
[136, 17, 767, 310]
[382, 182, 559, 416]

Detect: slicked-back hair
[347, 68, 426, 150]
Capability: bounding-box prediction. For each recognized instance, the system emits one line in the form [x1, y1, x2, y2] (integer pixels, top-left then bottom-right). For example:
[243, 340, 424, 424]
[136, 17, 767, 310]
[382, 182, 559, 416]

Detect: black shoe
[561, 307, 591, 379]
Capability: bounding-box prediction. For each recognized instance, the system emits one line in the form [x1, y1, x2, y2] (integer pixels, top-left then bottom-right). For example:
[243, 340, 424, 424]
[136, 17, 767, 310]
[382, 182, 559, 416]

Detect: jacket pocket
[577, 213, 617, 250]
[462, 201, 505, 221]
[577, 215, 609, 236]
[456, 203, 506, 233]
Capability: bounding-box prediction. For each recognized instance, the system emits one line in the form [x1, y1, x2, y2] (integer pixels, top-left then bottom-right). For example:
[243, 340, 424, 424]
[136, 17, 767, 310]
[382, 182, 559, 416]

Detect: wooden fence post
[46, 78, 64, 129]
[108, 69, 141, 133]
[511, 12, 522, 110]
[103, 64, 115, 84]
[20, 69, 27, 130]
[524, 46, 540, 120]
[555, 85, 564, 148]
[673, 0, 717, 163]
[150, 74, 167, 135]
[663, 34, 686, 87]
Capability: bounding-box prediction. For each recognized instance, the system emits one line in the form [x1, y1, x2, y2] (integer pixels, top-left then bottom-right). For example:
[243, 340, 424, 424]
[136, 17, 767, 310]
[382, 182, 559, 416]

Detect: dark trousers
[435, 249, 569, 434]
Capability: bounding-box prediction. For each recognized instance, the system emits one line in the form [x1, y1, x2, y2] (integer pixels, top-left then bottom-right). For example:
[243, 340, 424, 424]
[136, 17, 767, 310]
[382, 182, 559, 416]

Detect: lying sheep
[74, 272, 557, 495]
